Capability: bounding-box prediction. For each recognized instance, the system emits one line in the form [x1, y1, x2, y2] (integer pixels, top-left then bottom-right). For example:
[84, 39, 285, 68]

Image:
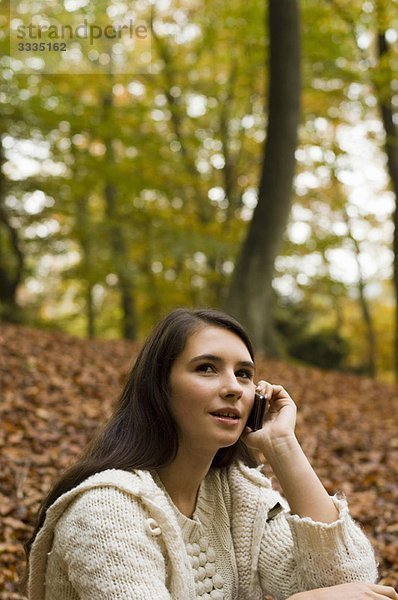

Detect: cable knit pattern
[28, 463, 378, 600]
[153, 470, 238, 599]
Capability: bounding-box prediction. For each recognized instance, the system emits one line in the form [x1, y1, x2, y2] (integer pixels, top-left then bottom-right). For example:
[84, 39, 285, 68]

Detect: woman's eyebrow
[189, 354, 255, 369]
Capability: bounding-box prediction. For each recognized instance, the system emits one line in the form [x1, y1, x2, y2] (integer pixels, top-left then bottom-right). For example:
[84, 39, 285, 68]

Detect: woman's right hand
[290, 583, 398, 599]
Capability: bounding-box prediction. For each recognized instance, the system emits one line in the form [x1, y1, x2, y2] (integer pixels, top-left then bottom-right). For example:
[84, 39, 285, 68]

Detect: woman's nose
[220, 373, 243, 399]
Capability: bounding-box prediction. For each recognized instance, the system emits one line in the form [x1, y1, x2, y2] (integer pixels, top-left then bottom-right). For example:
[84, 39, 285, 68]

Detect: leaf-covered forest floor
[1, 323, 397, 598]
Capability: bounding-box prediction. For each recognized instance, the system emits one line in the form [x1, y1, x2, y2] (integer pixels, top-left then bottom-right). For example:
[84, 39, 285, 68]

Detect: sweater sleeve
[257, 494, 378, 600]
[49, 486, 171, 600]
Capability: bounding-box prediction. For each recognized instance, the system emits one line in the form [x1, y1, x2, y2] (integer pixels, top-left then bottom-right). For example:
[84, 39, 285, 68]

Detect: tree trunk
[225, 0, 301, 354]
[104, 179, 136, 340]
[0, 138, 24, 322]
[344, 211, 377, 376]
[76, 196, 96, 338]
[102, 89, 137, 340]
[377, 32, 398, 380]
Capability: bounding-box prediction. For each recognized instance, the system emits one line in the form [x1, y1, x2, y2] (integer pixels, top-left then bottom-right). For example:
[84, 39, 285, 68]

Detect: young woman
[25, 308, 396, 600]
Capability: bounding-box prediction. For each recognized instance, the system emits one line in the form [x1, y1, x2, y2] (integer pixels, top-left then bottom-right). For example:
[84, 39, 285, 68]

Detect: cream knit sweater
[28, 462, 378, 600]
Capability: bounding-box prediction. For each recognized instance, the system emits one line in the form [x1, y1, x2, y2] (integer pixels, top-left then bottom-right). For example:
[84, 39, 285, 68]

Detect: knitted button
[197, 566, 206, 581]
[199, 552, 207, 566]
[212, 574, 223, 589]
[210, 590, 223, 599]
[207, 547, 216, 562]
[196, 581, 205, 595]
[145, 518, 161, 536]
[204, 577, 213, 593]
[186, 543, 194, 555]
[192, 543, 200, 556]
[190, 555, 200, 569]
[205, 562, 216, 577]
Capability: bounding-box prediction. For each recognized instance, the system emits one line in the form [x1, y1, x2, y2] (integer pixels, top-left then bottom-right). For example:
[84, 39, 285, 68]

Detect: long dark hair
[23, 308, 257, 580]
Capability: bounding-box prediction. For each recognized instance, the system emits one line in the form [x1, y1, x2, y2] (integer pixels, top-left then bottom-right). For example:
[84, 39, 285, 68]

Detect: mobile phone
[246, 393, 269, 431]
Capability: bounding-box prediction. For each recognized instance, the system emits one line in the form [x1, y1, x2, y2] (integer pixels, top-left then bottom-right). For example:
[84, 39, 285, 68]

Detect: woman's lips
[210, 412, 240, 425]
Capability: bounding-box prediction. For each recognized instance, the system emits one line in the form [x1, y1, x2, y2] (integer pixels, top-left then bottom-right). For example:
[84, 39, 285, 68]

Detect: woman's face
[168, 325, 256, 458]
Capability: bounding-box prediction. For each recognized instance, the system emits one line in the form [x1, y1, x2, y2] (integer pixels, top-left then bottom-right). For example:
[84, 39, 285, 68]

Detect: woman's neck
[156, 450, 213, 518]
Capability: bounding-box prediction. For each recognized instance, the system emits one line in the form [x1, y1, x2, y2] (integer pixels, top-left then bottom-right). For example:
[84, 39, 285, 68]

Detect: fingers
[256, 380, 274, 399]
[372, 585, 398, 599]
[307, 584, 398, 600]
[256, 380, 292, 403]
[359, 584, 398, 599]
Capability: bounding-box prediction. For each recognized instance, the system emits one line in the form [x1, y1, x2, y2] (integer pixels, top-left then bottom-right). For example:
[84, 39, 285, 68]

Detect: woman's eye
[197, 364, 215, 374]
[236, 369, 253, 380]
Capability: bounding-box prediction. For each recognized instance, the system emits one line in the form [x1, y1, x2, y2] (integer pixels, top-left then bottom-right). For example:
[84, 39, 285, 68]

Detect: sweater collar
[151, 469, 217, 542]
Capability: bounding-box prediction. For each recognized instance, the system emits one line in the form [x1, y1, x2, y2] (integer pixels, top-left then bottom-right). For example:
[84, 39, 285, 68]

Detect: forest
[1, 0, 398, 597]
[1, 0, 397, 379]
